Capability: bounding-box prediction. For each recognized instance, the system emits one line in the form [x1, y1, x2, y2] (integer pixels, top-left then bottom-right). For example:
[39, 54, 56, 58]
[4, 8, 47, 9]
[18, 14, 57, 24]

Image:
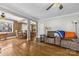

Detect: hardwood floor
[0, 38, 79, 56]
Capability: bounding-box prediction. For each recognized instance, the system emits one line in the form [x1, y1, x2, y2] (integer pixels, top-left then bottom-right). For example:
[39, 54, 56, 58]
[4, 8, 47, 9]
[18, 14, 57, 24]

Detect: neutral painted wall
[38, 12, 79, 38]
[38, 21, 45, 38]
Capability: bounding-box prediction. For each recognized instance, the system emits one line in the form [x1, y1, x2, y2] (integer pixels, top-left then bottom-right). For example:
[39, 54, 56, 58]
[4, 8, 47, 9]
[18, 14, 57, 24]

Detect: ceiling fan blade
[46, 3, 54, 10]
[59, 4, 63, 10]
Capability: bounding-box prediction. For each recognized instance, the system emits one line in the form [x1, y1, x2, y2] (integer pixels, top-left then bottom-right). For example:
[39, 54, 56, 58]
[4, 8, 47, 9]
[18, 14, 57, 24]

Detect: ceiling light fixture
[0, 13, 6, 19]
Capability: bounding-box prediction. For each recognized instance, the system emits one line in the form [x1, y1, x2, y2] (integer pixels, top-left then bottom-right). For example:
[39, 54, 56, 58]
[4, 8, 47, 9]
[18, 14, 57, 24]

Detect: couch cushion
[64, 32, 77, 39]
[47, 31, 56, 38]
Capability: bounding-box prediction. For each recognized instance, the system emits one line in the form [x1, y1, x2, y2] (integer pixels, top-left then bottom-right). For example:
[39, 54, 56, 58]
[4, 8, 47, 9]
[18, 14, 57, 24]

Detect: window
[0, 19, 13, 33]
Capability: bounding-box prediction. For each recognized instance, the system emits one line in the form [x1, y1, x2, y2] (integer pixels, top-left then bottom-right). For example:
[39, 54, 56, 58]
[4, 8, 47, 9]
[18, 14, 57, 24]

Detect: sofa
[40, 31, 79, 51]
[61, 39, 79, 51]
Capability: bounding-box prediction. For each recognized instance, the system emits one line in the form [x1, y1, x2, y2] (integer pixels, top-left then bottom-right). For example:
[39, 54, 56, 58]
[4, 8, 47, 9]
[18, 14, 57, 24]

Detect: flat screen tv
[0, 19, 13, 33]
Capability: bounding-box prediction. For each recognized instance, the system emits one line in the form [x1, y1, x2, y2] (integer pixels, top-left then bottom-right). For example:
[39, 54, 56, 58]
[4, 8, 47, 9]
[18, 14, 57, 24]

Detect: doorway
[30, 20, 37, 41]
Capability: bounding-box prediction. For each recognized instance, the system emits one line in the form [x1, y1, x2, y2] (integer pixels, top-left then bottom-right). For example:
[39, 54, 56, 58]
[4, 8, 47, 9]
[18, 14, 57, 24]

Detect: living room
[0, 3, 79, 56]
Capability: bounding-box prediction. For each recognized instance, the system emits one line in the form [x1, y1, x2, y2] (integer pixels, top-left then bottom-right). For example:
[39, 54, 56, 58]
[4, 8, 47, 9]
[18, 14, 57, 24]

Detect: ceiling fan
[46, 3, 63, 10]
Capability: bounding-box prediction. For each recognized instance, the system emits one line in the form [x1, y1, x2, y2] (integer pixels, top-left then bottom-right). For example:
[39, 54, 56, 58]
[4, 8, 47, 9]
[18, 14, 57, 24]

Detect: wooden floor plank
[0, 38, 79, 56]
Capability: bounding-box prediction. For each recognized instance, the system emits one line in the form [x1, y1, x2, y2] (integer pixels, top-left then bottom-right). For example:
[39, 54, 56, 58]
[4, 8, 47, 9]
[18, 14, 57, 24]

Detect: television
[0, 19, 13, 33]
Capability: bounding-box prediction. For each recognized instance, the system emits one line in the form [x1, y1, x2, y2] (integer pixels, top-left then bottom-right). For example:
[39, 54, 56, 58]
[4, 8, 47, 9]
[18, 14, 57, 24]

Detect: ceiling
[0, 3, 79, 21]
[0, 10, 24, 21]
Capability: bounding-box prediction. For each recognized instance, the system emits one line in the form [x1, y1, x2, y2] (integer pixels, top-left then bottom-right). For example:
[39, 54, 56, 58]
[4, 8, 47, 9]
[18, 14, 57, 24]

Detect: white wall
[38, 12, 79, 38]
[21, 24, 27, 31]
[38, 21, 45, 38]
[44, 17, 75, 31]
